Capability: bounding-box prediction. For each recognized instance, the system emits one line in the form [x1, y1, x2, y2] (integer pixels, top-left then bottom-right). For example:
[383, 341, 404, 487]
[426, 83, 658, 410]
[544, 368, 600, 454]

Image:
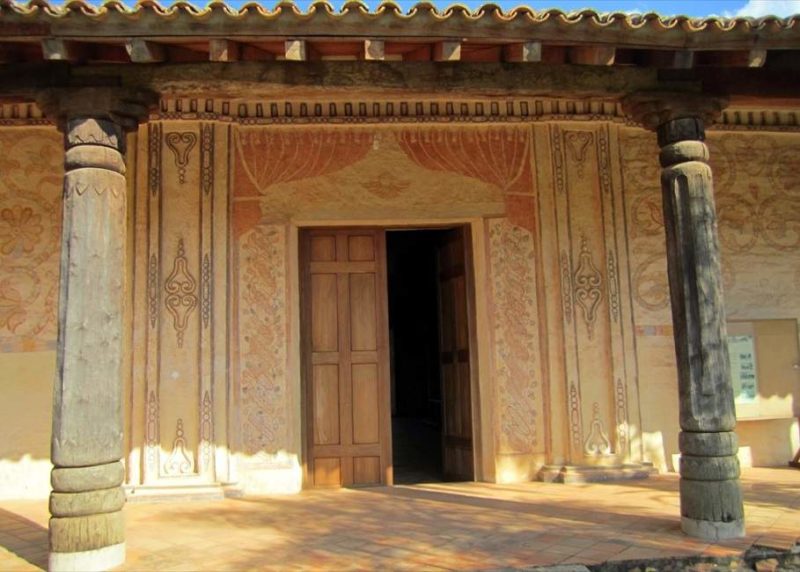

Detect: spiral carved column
[38, 88, 156, 571]
[624, 93, 745, 540]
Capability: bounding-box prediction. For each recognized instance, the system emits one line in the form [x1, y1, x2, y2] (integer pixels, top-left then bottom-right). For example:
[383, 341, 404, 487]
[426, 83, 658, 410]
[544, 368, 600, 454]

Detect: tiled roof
[1, 0, 798, 41]
[0, 0, 797, 30]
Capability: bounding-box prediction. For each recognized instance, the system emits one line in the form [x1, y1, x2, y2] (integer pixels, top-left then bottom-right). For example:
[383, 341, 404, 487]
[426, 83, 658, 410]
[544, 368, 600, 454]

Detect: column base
[681, 516, 745, 540]
[49, 542, 125, 572]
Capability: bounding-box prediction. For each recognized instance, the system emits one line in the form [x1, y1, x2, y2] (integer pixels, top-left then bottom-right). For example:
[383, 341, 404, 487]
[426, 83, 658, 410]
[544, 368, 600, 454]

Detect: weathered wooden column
[37, 87, 156, 571]
[623, 93, 745, 540]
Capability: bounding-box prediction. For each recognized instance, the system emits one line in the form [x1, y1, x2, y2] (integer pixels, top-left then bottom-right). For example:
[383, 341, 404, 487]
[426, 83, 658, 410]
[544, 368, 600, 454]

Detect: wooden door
[302, 229, 392, 487]
[437, 228, 475, 481]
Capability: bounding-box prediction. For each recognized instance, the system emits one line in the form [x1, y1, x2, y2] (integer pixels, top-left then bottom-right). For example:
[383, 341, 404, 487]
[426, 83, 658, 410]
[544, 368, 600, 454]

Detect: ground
[0, 468, 798, 571]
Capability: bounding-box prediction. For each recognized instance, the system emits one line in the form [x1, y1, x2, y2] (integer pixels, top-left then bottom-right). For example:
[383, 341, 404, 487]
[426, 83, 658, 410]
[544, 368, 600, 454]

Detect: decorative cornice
[2, 98, 800, 132]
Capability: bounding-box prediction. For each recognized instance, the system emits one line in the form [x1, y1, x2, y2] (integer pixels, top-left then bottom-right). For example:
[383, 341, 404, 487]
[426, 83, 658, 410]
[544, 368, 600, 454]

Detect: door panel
[438, 228, 475, 481]
[303, 229, 392, 487]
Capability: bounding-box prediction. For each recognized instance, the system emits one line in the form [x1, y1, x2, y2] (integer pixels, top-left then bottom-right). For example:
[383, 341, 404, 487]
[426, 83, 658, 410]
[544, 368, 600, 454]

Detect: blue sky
[208, 0, 800, 17]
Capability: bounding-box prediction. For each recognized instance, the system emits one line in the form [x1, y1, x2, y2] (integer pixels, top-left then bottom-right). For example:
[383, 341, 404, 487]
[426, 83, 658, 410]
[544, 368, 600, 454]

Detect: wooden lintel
[285, 39, 307, 61]
[433, 41, 461, 62]
[569, 46, 616, 66]
[503, 42, 542, 63]
[364, 39, 385, 61]
[41, 38, 84, 62]
[126, 39, 166, 63]
[209, 39, 240, 62]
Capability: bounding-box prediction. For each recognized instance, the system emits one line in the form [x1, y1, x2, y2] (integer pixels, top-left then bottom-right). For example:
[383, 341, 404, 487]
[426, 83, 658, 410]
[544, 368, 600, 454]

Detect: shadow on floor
[0, 507, 47, 570]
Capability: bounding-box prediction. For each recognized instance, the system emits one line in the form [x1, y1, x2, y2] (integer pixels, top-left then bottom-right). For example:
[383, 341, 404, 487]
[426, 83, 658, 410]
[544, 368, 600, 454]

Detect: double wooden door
[301, 227, 475, 487]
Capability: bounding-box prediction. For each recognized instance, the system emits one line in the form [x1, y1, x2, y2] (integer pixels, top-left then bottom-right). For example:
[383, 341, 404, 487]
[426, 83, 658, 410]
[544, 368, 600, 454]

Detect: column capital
[36, 86, 158, 132]
[621, 91, 728, 132]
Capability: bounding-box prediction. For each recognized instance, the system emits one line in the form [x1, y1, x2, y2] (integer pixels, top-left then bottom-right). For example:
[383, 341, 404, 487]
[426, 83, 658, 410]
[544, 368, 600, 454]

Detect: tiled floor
[1, 468, 798, 571]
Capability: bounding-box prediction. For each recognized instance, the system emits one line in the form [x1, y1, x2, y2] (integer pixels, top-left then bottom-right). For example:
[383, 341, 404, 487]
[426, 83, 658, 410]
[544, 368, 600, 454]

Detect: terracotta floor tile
[0, 467, 797, 571]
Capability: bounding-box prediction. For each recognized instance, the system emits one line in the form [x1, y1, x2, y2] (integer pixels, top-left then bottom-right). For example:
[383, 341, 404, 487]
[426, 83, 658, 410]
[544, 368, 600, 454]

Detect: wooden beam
[433, 41, 461, 62]
[503, 42, 542, 63]
[569, 45, 616, 65]
[364, 39, 385, 61]
[125, 40, 166, 63]
[285, 39, 307, 61]
[0, 61, 692, 102]
[41, 39, 84, 62]
[209, 39, 240, 62]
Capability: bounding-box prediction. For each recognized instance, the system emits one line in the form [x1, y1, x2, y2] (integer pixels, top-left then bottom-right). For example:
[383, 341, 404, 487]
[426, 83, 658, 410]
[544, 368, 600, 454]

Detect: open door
[301, 229, 392, 487]
[437, 227, 475, 481]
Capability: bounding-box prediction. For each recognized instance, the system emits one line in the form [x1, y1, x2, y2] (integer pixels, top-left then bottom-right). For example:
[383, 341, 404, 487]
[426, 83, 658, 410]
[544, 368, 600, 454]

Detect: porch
[1, 467, 798, 571]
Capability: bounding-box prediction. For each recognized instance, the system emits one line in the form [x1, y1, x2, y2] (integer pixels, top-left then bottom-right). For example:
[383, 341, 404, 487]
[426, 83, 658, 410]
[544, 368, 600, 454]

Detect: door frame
[297, 220, 487, 488]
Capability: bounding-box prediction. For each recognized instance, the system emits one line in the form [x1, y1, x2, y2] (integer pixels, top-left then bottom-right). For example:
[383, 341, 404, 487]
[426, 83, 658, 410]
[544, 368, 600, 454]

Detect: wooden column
[37, 88, 156, 571]
[623, 93, 745, 540]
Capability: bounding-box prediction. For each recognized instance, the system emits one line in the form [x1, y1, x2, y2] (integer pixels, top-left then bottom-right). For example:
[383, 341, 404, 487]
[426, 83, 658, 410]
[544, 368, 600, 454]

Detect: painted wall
[0, 127, 61, 499]
[620, 127, 800, 470]
[1, 120, 797, 498]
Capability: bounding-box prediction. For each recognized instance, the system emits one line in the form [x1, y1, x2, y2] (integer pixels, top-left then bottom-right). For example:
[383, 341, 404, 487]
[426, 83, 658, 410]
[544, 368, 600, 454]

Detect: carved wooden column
[623, 93, 745, 540]
[37, 88, 156, 571]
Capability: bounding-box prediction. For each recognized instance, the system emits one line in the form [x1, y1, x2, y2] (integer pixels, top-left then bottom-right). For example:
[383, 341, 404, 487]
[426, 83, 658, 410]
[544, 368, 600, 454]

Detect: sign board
[728, 334, 758, 403]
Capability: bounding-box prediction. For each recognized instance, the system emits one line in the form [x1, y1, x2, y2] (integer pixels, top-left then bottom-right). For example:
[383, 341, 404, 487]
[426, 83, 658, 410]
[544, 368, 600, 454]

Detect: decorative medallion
[615, 378, 629, 456]
[145, 390, 158, 467]
[569, 382, 582, 448]
[148, 123, 162, 197]
[147, 254, 158, 328]
[607, 249, 620, 323]
[201, 253, 211, 329]
[200, 390, 213, 472]
[200, 123, 214, 195]
[584, 402, 612, 456]
[573, 235, 603, 338]
[564, 130, 593, 177]
[551, 126, 566, 195]
[164, 238, 198, 348]
[165, 131, 197, 184]
[597, 128, 612, 195]
[163, 418, 194, 476]
[560, 250, 573, 324]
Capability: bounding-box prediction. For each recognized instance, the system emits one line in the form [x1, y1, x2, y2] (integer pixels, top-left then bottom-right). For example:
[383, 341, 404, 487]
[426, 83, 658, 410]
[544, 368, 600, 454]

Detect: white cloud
[735, 0, 800, 17]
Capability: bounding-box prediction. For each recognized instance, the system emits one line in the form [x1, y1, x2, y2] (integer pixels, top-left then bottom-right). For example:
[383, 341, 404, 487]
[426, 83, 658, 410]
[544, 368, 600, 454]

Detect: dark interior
[387, 229, 445, 484]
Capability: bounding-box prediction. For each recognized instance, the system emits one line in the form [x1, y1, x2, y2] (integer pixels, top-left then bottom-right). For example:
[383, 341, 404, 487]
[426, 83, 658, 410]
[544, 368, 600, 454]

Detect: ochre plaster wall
[1, 120, 797, 499]
[0, 127, 62, 498]
[620, 127, 800, 470]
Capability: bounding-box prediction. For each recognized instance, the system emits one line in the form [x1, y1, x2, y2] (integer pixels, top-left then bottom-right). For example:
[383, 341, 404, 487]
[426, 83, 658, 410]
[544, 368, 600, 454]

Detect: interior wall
[0, 127, 62, 499]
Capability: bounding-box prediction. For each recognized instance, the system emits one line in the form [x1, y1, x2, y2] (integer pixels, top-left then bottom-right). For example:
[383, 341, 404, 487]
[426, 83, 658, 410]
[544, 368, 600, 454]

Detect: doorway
[387, 228, 475, 484]
[300, 226, 476, 488]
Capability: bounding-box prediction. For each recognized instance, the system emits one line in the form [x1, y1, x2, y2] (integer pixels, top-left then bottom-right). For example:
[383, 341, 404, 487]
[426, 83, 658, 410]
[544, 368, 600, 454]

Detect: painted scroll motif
[488, 218, 542, 454]
[237, 223, 289, 455]
[0, 129, 62, 351]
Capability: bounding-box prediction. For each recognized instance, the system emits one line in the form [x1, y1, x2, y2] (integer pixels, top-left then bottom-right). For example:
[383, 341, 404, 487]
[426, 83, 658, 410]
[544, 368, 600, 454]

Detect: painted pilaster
[38, 88, 156, 571]
[624, 93, 745, 540]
